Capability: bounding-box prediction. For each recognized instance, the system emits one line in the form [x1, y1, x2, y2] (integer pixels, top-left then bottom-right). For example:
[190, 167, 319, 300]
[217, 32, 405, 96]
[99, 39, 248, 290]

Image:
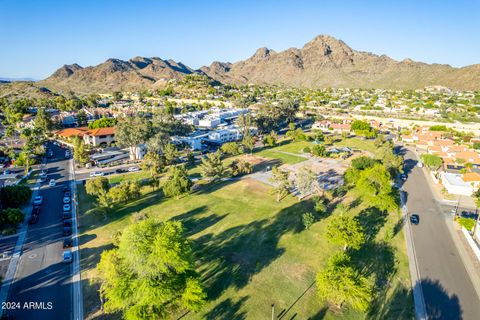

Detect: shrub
[302, 212, 315, 230]
[0, 185, 32, 208]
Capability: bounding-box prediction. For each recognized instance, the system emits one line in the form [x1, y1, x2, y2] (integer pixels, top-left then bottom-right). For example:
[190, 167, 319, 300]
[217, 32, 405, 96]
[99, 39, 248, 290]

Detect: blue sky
[1, 0, 479, 79]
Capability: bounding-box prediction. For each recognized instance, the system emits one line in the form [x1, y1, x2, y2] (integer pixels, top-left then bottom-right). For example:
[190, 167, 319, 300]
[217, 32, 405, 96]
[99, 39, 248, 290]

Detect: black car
[115, 168, 126, 174]
[63, 237, 73, 248]
[410, 214, 420, 225]
[63, 219, 72, 227]
[63, 186, 70, 193]
[64, 191, 71, 198]
[63, 212, 72, 220]
[28, 214, 39, 224]
[32, 206, 40, 215]
[400, 174, 407, 181]
[63, 227, 72, 236]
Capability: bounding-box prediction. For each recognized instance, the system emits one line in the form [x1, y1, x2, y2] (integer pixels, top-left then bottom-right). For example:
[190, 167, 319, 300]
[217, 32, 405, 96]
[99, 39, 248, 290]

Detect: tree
[73, 136, 89, 166]
[200, 151, 227, 182]
[76, 109, 88, 127]
[312, 130, 325, 142]
[262, 130, 278, 147]
[162, 165, 192, 199]
[221, 142, 243, 156]
[420, 154, 443, 171]
[98, 219, 206, 319]
[109, 181, 141, 204]
[242, 132, 255, 154]
[86, 177, 110, 197]
[34, 107, 52, 134]
[269, 166, 291, 202]
[115, 117, 152, 160]
[351, 120, 376, 138]
[162, 143, 179, 166]
[88, 117, 117, 129]
[316, 252, 372, 312]
[302, 212, 315, 230]
[311, 144, 327, 157]
[141, 152, 165, 179]
[295, 167, 320, 198]
[112, 91, 123, 101]
[0, 185, 32, 208]
[326, 214, 365, 250]
[354, 164, 398, 211]
[0, 208, 25, 227]
[229, 159, 253, 177]
[474, 189, 480, 208]
[351, 156, 376, 170]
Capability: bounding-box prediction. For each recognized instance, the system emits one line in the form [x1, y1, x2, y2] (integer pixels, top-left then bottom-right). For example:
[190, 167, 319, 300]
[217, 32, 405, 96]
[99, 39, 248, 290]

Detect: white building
[441, 172, 474, 196]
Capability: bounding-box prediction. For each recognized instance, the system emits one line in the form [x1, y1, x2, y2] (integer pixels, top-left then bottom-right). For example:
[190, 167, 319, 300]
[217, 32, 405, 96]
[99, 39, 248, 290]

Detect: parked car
[63, 196, 70, 204]
[410, 213, 420, 225]
[63, 186, 70, 193]
[400, 174, 407, 181]
[63, 250, 73, 263]
[49, 179, 56, 187]
[28, 215, 39, 224]
[64, 191, 71, 198]
[63, 237, 73, 248]
[33, 196, 43, 206]
[63, 227, 72, 236]
[63, 219, 72, 227]
[90, 171, 104, 177]
[40, 173, 47, 182]
[115, 168, 126, 174]
[63, 204, 71, 212]
[417, 162, 423, 168]
[128, 166, 140, 172]
[63, 212, 72, 220]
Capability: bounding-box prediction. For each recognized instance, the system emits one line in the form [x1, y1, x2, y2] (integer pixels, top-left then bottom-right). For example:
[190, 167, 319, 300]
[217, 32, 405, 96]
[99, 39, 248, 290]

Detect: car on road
[410, 213, 420, 225]
[32, 206, 40, 215]
[63, 196, 70, 204]
[115, 168, 126, 174]
[63, 237, 73, 248]
[63, 227, 72, 236]
[63, 204, 71, 212]
[40, 172, 47, 182]
[63, 219, 72, 227]
[49, 179, 56, 187]
[64, 191, 71, 198]
[63, 250, 73, 263]
[33, 196, 43, 206]
[127, 166, 140, 172]
[63, 186, 69, 193]
[90, 171, 104, 177]
[417, 162, 423, 168]
[28, 214, 39, 224]
[400, 174, 407, 181]
[65, 151, 70, 158]
[63, 212, 72, 220]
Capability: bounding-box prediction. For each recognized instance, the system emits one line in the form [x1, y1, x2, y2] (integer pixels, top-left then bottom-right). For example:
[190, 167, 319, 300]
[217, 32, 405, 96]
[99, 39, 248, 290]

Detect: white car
[40, 173, 47, 182]
[63, 196, 71, 204]
[63, 250, 72, 264]
[33, 196, 43, 206]
[49, 179, 56, 187]
[128, 166, 140, 172]
[90, 171, 104, 177]
[63, 204, 71, 212]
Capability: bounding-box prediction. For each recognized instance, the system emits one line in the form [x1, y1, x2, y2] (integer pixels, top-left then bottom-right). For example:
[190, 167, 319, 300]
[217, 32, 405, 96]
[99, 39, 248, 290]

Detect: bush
[302, 212, 316, 230]
[458, 217, 475, 231]
[303, 146, 311, 154]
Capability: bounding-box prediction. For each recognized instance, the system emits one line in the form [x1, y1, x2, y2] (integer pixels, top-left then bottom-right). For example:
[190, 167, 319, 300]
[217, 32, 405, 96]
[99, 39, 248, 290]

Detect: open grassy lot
[78, 175, 412, 319]
[107, 170, 150, 185]
[254, 140, 312, 164]
[335, 137, 379, 156]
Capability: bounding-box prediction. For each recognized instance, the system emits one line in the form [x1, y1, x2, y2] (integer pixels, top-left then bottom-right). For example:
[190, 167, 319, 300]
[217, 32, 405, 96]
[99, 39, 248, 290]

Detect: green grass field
[77, 175, 412, 319]
[254, 140, 312, 164]
[335, 137, 379, 156]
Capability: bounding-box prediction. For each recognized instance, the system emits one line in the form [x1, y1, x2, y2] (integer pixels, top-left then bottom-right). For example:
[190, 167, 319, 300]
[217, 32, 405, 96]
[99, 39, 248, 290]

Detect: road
[5, 143, 74, 319]
[402, 148, 480, 319]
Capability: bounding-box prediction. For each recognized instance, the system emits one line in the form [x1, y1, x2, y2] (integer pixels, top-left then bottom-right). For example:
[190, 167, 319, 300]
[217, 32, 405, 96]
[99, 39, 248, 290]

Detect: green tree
[141, 152, 165, 179]
[0, 208, 25, 227]
[98, 219, 206, 319]
[354, 164, 398, 211]
[86, 177, 110, 197]
[163, 143, 179, 166]
[351, 120, 376, 138]
[302, 212, 315, 230]
[311, 144, 327, 157]
[76, 109, 88, 127]
[115, 117, 152, 160]
[316, 252, 372, 312]
[162, 165, 192, 199]
[269, 166, 291, 202]
[200, 151, 227, 182]
[351, 156, 376, 170]
[242, 132, 255, 154]
[420, 154, 443, 171]
[221, 142, 243, 156]
[229, 159, 253, 177]
[112, 91, 123, 101]
[73, 136, 89, 166]
[34, 107, 52, 134]
[295, 167, 320, 198]
[326, 214, 365, 250]
[108, 181, 141, 204]
[0, 185, 32, 208]
[88, 117, 117, 129]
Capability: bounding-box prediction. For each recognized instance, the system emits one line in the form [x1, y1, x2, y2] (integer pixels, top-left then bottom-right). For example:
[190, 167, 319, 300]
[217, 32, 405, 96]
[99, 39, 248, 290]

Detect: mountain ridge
[38, 34, 480, 93]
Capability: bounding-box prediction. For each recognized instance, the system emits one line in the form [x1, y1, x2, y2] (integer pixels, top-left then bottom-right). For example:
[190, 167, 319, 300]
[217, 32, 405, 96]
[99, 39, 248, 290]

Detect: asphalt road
[403, 149, 480, 320]
[5, 143, 73, 319]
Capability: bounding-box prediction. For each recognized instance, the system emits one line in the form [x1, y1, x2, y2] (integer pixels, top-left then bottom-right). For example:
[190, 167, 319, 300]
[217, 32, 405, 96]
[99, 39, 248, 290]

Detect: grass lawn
[107, 170, 150, 185]
[78, 176, 412, 319]
[335, 137, 379, 156]
[254, 140, 312, 164]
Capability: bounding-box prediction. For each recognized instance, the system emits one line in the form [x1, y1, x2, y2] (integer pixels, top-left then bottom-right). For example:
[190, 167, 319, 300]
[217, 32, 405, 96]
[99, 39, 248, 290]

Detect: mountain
[39, 35, 480, 93]
[39, 57, 195, 94]
[201, 35, 480, 91]
[0, 81, 57, 100]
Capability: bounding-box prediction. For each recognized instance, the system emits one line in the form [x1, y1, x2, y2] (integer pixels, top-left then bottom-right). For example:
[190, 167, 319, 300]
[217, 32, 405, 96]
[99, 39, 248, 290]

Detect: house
[463, 172, 480, 191]
[54, 127, 90, 140]
[83, 127, 116, 147]
[441, 172, 474, 196]
[208, 126, 243, 143]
